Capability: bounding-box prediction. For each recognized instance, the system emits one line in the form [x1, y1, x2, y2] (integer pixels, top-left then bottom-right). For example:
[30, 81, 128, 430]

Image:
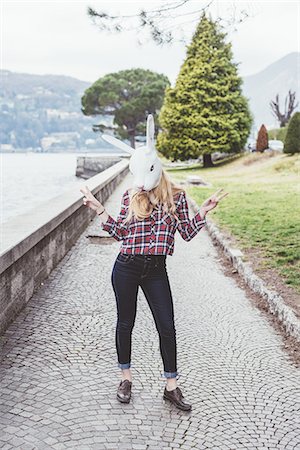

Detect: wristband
[96, 207, 106, 216]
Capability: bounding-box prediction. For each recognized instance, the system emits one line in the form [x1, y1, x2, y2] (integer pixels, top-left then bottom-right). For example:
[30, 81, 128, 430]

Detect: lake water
[0, 152, 121, 224]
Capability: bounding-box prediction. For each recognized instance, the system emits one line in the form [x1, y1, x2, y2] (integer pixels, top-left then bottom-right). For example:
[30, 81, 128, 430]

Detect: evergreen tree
[81, 68, 170, 148]
[284, 112, 300, 154]
[256, 124, 268, 152]
[156, 11, 253, 166]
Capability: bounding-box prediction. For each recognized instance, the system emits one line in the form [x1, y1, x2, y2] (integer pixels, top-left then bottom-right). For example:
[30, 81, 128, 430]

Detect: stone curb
[189, 197, 300, 343]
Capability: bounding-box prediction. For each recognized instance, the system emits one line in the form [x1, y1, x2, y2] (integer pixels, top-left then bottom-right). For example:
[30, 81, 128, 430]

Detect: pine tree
[284, 112, 300, 154]
[156, 11, 253, 166]
[256, 124, 268, 152]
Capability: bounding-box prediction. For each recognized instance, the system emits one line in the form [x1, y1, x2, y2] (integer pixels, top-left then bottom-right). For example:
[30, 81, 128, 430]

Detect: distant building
[0, 144, 14, 152]
[46, 109, 81, 120]
[40, 136, 60, 151]
[40, 132, 80, 151]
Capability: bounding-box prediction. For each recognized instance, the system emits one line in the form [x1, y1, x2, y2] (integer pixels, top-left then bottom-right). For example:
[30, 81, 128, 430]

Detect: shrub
[284, 112, 300, 154]
[256, 124, 268, 152]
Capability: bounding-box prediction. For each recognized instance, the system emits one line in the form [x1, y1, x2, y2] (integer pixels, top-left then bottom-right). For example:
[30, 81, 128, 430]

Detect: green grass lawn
[166, 152, 300, 293]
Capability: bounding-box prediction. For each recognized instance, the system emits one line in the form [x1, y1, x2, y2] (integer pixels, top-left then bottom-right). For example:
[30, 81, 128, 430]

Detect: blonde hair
[123, 169, 185, 224]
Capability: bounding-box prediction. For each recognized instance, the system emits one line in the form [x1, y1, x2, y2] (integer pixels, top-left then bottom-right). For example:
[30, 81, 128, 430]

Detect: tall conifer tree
[156, 12, 253, 166]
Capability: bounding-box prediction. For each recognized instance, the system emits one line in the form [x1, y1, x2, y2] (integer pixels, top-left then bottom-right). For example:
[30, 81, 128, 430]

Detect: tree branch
[87, 0, 251, 46]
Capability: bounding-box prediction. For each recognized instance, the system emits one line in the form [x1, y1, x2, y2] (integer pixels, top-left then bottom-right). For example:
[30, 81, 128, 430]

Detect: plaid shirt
[101, 189, 207, 255]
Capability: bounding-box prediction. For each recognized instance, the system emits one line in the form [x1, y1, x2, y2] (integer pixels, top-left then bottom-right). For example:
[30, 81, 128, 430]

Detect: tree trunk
[203, 153, 214, 168]
[129, 132, 136, 149]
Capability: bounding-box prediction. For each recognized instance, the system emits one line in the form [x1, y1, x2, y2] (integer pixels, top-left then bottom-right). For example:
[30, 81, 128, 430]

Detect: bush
[256, 124, 268, 152]
[284, 112, 300, 154]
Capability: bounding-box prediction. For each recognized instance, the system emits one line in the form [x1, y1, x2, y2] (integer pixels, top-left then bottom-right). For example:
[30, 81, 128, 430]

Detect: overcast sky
[1, 1, 299, 85]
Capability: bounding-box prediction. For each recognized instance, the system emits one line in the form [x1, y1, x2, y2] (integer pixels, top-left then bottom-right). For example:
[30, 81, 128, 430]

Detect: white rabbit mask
[101, 114, 162, 192]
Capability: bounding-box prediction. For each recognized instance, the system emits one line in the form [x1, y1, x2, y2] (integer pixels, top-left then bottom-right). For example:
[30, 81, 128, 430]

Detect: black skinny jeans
[111, 251, 179, 379]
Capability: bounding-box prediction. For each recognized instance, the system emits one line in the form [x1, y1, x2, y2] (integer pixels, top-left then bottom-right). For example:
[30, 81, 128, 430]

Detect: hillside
[242, 52, 299, 130]
[0, 70, 111, 151]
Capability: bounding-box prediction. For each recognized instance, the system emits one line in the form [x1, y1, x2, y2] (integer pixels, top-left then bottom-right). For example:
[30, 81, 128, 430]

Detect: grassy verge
[166, 152, 300, 293]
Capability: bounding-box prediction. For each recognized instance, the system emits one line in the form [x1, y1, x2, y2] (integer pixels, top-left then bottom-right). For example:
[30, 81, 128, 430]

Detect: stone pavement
[0, 174, 299, 450]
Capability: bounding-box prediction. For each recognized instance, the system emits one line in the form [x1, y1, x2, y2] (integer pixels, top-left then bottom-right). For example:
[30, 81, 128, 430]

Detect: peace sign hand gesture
[80, 185, 104, 213]
[201, 188, 229, 214]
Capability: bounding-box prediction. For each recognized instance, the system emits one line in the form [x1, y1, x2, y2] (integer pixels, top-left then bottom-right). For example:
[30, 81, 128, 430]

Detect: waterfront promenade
[0, 174, 299, 449]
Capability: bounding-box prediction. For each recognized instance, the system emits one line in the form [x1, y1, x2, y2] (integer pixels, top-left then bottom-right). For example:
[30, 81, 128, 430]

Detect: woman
[80, 169, 228, 411]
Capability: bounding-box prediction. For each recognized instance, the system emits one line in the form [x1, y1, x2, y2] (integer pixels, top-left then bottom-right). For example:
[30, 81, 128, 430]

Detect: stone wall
[76, 155, 129, 179]
[0, 159, 129, 336]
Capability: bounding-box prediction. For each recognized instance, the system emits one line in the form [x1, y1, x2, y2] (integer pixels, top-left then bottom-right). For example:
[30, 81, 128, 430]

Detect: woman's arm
[176, 191, 207, 242]
[80, 185, 129, 242]
[100, 190, 129, 241]
[176, 187, 229, 241]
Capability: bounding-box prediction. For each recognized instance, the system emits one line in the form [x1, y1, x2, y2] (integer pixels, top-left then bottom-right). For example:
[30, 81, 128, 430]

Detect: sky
[1, 0, 299, 85]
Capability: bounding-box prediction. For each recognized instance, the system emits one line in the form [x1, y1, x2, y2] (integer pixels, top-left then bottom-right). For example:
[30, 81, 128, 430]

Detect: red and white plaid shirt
[101, 189, 207, 255]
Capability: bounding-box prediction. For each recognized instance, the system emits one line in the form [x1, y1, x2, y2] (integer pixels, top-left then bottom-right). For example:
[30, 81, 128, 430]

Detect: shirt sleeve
[176, 191, 207, 241]
[101, 190, 130, 241]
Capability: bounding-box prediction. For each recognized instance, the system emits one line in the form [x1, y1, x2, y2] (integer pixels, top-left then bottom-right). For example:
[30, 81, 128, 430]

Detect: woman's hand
[80, 185, 104, 213]
[200, 188, 229, 216]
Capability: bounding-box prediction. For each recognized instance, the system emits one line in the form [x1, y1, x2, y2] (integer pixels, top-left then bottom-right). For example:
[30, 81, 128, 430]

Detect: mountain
[0, 70, 112, 151]
[1, 70, 89, 99]
[242, 52, 300, 131]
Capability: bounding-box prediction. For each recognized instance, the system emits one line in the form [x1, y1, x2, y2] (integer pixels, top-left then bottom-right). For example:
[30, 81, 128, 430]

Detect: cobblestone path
[0, 175, 299, 449]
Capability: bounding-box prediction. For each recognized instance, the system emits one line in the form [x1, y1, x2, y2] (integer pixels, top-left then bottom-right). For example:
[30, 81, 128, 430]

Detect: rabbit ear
[146, 114, 155, 151]
[102, 134, 134, 154]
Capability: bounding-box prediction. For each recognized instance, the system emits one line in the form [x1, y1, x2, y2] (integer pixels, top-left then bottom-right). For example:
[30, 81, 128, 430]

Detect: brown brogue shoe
[163, 386, 192, 411]
[117, 379, 132, 403]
